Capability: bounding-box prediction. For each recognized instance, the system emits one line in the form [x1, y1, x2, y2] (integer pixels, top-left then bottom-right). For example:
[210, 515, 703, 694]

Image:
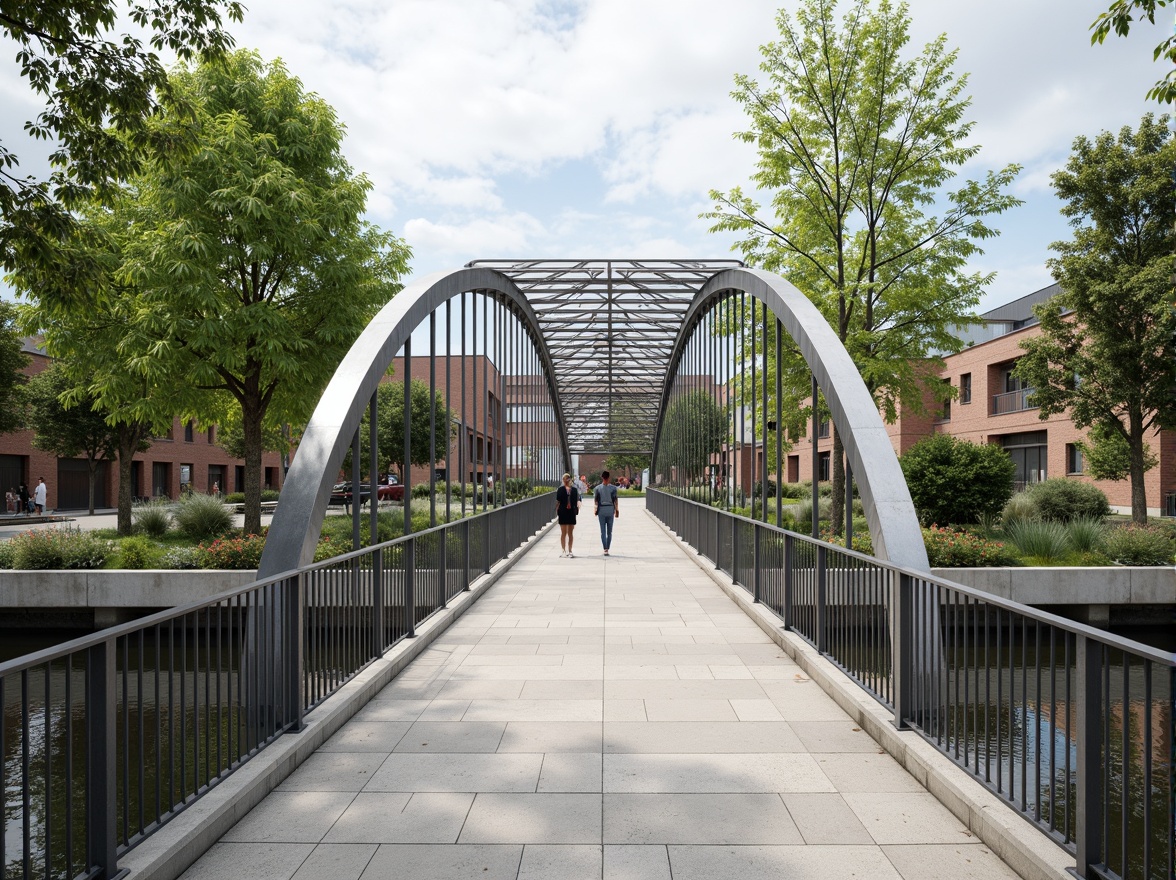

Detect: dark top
[556, 485, 580, 525]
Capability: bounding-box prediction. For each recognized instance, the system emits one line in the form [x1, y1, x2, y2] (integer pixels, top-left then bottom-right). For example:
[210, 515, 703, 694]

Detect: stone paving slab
[178, 508, 1025, 880]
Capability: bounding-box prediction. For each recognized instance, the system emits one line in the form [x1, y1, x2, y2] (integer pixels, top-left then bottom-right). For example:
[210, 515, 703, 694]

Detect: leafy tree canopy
[0, 301, 29, 434]
[655, 389, 727, 485]
[703, 0, 1020, 532]
[343, 379, 454, 481]
[84, 49, 410, 533]
[1090, 0, 1176, 102]
[1014, 114, 1176, 523]
[0, 0, 243, 272]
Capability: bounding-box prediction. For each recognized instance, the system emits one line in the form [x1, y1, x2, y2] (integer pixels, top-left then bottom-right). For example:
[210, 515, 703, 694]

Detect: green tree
[343, 379, 454, 482]
[899, 434, 1015, 526]
[655, 389, 727, 486]
[24, 364, 121, 514]
[1077, 421, 1158, 482]
[0, 0, 243, 273]
[1090, 1, 1176, 103]
[604, 453, 649, 480]
[704, 0, 1021, 535]
[104, 50, 409, 533]
[0, 301, 30, 433]
[1014, 114, 1176, 524]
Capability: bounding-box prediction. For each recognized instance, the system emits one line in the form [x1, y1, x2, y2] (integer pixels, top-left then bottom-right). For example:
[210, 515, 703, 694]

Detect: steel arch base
[258, 267, 571, 578]
[652, 267, 929, 572]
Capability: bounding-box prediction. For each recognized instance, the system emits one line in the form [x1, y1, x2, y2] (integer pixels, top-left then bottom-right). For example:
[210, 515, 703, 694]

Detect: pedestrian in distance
[574, 473, 588, 496]
[5, 488, 13, 514]
[34, 477, 47, 515]
[556, 472, 581, 557]
[593, 470, 619, 556]
[18, 482, 29, 517]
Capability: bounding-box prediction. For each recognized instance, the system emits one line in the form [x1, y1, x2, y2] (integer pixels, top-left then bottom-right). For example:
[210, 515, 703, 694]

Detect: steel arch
[652, 267, 930, 571]
[258, 266, 572, 578]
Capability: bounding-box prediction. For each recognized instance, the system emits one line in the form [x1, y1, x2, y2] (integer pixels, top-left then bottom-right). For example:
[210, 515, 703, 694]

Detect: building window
[207, 426, 216, 444]
[817, 417, 830, 439]
[960, 373, 971, 404]
[1066, 443, 1084, 475]
[184, 420, 194, 442]
[818, 451, 830, 482]
[1000, 431, 1048, 490]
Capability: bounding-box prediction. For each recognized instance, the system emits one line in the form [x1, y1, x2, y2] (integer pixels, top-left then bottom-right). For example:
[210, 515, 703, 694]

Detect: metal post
[845, 459, 853, 549]
[752, 523, 761, 604]
[892, 572, 913, 730]
[1075, 635, 1104, 878]
[783, 533, 794, 629]
[86, 639, 117, 879]
[815, 543, 828, 653]
[811, 374, 819, 538]
[430, 310, 437, 527]
[775, 318, 782, 526]
[405, 537, 416, 638]
[369, 390, 382, 653]
[351, 428, 361, 551]
[404, 338, 413, 536]
[463, 518, 471, 591]
[285, 573, 304, 731]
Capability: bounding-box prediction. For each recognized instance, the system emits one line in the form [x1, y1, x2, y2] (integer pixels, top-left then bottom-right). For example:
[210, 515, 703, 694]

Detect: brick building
[0, 340, 284, 511]
[781, 284, 1176, 516]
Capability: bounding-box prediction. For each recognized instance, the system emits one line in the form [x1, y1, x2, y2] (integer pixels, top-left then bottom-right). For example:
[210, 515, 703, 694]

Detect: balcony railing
[992, 387, 1037, 415]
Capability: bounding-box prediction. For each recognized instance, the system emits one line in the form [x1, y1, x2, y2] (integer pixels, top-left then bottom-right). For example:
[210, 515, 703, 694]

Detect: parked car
[330, 482, 372, 507]
[377, 482, 404, 501]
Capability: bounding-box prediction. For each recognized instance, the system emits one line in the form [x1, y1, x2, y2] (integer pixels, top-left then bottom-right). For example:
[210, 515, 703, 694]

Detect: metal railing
[0, 492, 554, 880]
[648, 488, 1175, 880]
[992, 387, 1037, 415]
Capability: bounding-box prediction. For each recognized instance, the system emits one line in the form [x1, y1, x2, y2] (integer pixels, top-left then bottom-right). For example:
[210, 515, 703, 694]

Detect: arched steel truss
[652, 268, 929, 571]
[259, 267, 572, 577]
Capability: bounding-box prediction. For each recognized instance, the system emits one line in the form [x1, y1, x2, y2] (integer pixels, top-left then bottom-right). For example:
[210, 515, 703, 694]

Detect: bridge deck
[179, 509, 1022, 880]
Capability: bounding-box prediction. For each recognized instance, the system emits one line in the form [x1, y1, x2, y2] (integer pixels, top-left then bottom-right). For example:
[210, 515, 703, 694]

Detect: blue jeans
[597, 509, 614, 550]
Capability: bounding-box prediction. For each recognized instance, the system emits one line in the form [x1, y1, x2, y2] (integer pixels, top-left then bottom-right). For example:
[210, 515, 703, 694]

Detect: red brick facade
[0, 343, 284, 511]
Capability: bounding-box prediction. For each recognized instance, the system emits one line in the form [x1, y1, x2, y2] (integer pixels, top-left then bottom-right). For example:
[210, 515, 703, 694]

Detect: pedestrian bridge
[1, 262, 1171, 880]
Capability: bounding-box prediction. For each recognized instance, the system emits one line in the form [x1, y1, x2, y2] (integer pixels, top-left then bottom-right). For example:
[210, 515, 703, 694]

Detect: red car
[377, 482, 404, 502]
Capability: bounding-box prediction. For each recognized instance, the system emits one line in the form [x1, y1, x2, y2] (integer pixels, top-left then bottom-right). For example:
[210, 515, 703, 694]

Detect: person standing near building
[556, 473, 581, 557]
[593, 470, 619, 556]
[18, 482, 29, 516]
[33, 477, 46, 515]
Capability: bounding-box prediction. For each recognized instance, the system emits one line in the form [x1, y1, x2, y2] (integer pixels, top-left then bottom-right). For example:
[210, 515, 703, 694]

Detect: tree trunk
[1128, 411, 1148, 524]
[243, 396, 264, 536]
[115, 425, 142, 536]
[87, 456, 98, 516]
[831, 428, 845, 536]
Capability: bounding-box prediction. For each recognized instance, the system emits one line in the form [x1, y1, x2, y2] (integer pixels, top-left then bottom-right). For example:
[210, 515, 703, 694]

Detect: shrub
[794, 497, 831, 525]
[411, 482, 432, 499]
[1000, 492, 1039, 527]
[173, 493, 234, 541]
[617, 488, 644, 497]
[0, 541, 15, 569]
[261, 489, 280, 502]
[778, 482, 809, 499]
[10, 527, 111, 570]
[223, 492, 245, 504]
[1065, 517, 1107, 555]
[118, 536, 158, 570]
[900, 434, 1015, 525]
[504, 477, 531, 499]
[160, 547, 201, 569]
[1103, 524, 1176, 566]
[922, 525, 1019, 567]
[1025, 478, 1110, 523]
[1003, 519, 1071, 562]
[133, 500, 172, 538]
[198, 534, 266, 569]
[821, 525, 874, 555]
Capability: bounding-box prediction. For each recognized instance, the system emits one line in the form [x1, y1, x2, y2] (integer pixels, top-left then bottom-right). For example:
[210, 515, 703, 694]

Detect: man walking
[33, 477, 47, 515]
[593, 470, 619, 556]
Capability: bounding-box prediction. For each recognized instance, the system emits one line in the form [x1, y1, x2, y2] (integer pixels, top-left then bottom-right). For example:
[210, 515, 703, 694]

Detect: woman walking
[556, 473, 581, 558]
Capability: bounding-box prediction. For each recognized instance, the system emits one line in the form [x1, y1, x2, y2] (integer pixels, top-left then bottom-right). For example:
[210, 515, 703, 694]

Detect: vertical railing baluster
[86, 640, 118, 880]
[1075, 634, 1103, 880]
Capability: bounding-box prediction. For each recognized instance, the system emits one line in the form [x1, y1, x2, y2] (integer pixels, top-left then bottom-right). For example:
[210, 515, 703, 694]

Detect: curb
[646, 509, 1074, 880]
[118, 520, 555, 880]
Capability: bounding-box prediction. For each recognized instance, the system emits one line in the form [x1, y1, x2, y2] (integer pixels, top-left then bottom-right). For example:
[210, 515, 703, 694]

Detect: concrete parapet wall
[0, 570, 258, 610]
[931, 566, 1175, 606]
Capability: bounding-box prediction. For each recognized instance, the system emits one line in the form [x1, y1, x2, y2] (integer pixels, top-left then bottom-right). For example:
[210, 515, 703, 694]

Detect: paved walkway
[178, 509, 1022, 880]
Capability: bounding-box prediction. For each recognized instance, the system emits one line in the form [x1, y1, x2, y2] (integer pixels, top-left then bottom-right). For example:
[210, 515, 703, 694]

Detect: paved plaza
[178, 508, 1022, 880]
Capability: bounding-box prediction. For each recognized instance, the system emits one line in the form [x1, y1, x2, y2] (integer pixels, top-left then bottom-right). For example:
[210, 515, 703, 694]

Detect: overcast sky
[0, 0, 1165, 311]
